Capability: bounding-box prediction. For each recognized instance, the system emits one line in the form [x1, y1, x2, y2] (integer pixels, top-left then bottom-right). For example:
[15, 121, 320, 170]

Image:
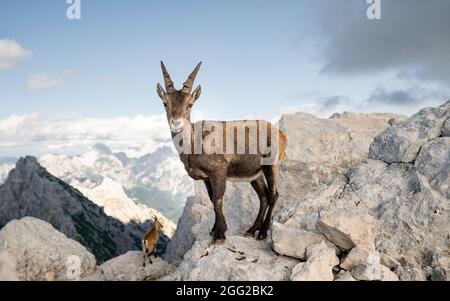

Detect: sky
[0, 0, 449, 157]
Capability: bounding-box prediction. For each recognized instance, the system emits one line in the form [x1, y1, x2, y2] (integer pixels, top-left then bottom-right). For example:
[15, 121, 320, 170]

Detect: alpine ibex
[156, 62, 287, 244]
[142, 216, 163, 266]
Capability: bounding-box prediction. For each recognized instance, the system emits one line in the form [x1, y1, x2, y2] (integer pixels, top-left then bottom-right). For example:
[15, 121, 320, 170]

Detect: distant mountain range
[0, 156, 175, 263]
[0, 144, 194, 221]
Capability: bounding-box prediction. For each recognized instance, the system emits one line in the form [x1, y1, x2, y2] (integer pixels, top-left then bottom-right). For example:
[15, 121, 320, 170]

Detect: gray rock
[0, 248, 19, 281]
[351, 261, 399, 281]
[369, 101, 450, 163]
[0, 217, 96, 281]
[443, 117, 450, 137]
[166, 236, 298, 281]
[290, 242, 339, 281]
[413, 137, 450, 199]
[274, 102, 450, 281]
[335, 270, 356, 281]
[85, 251, 173, 281]
[279, 112, 403, 204]
[317, 211, 378, 251]
[271, 222, 325, 260]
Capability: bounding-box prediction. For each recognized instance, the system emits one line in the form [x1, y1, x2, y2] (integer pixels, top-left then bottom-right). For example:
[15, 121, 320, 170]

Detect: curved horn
[160, 61, 176, 92]
[182, 62, 202, 94]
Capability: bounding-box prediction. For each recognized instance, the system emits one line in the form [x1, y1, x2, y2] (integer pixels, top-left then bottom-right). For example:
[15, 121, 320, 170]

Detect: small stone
[290, 242, 339, 281]
[271, 222, 325, 260]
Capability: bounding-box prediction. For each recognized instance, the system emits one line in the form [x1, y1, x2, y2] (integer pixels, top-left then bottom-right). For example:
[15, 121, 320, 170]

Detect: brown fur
[142, 217, 163, 266]
[156, 62, 287, 243]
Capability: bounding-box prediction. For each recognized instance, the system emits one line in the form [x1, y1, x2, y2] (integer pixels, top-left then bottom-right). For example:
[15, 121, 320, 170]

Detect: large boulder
[271, 222, 326, 260]
[279, 112, 403, 203]
[0, 217, 96, 281]
[165, 236, 298, 281]
[85, 251, 173, 281]
[290, 242, 339, 281]
[369, 101, 450, 163]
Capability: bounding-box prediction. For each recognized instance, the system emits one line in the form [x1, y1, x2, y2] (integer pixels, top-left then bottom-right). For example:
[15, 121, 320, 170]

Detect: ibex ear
[191, 85, 201, 102]
[156, 83, 166, 101]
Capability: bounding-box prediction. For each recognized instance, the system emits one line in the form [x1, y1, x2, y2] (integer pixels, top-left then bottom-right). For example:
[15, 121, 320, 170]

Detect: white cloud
[0, 39, 31, 70]
[0, 113, 172, 157]
[25, 69, 77, 91]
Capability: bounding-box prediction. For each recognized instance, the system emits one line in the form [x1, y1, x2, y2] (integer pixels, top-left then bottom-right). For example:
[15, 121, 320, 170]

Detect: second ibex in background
[142, 215, 164, 266]
[155, 62, 287, 244]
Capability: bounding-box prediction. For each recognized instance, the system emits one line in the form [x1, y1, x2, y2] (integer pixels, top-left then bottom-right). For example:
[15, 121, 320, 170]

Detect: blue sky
[1, 0, 318, 119]
[0, 0, 449, 156]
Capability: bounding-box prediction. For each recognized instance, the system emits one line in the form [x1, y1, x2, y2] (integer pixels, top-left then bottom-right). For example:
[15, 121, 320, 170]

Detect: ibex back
[156, 62, 287, 244]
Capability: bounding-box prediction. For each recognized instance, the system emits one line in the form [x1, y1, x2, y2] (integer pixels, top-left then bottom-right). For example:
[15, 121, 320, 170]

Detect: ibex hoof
[213, 238, 226, 245]
[256, 232, 267, 241]
[244, 231, 255, 238]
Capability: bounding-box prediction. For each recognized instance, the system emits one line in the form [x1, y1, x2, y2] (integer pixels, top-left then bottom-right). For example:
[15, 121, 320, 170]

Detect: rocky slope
[39, 144, 193, 221]
[76, 177, 176, 237]
[164, 112, 404, 263]
[163, 101, 449, 281]
[0, 157, 172, 262]
[0, 217, 171, 281]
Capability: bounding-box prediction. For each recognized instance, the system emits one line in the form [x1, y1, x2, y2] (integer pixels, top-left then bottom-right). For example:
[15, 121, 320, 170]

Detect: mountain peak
[16, 155, 39, 167]
[91, 143, 112, 155]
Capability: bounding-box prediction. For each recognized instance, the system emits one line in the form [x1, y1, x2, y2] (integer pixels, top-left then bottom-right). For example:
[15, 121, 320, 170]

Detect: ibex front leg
[204, 180, 217, 236]
[209, 172, 228, 244]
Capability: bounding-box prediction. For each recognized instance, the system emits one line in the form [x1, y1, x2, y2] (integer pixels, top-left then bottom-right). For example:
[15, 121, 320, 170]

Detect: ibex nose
[170, 119, 185, 133]
[171, 120, 183, 127]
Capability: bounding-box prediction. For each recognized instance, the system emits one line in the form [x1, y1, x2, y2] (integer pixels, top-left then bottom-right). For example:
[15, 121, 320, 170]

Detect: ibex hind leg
[245, 175, 269, 238]
[258, 165, 279, 240]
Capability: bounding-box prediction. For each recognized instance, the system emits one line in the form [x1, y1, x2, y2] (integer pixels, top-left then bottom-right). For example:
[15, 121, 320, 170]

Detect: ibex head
[157, 61, 202, 134]
[152, 215, 164, 229]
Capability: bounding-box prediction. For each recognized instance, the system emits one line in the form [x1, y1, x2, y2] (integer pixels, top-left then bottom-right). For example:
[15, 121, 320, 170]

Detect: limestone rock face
[0, 217, 96, 281]
[369, 101, 450, 163]
[274, 101, 450, 281]
[279, 112, 403, 204]
[85, 251, 173, 281]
